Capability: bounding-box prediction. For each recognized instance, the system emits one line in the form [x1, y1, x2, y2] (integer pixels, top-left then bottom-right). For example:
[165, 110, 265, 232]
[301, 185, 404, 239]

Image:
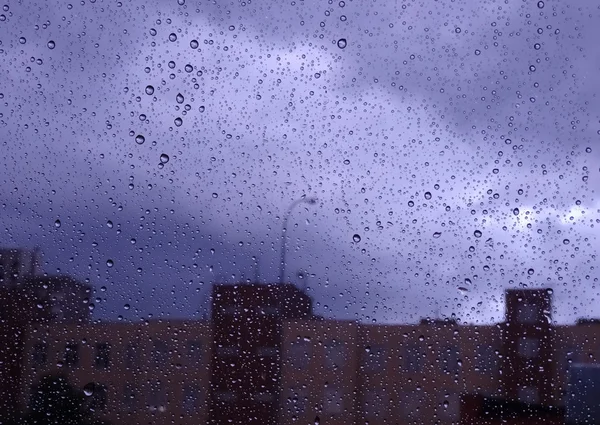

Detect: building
[13, 283, 600, 425]
[19, 320, 212, 425]
[209, 282, 315, 425]
[0, 248, 91, 423]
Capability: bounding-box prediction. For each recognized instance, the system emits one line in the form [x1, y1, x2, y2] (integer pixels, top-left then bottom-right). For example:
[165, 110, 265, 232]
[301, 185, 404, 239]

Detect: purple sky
[1, 0, 598, 324]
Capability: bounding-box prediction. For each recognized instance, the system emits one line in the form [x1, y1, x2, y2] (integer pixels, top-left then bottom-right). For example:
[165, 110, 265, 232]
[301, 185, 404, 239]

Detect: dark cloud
[0, 0, 598, 324]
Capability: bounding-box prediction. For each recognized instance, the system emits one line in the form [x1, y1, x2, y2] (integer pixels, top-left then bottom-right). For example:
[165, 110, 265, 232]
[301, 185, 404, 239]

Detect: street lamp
[279, 196, 318, 285]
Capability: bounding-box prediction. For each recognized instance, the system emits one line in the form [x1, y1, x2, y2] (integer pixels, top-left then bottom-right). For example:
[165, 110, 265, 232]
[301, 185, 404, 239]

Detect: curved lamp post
[278, 196, 318, 285]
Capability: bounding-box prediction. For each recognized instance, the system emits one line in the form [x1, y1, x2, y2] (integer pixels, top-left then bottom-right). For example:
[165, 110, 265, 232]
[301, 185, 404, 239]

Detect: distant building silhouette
[0, 248, 91, 423]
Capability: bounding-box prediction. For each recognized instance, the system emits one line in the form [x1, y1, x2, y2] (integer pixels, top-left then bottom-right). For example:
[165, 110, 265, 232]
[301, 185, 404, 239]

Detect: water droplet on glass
[184, 64, 193, 73]
[106, 220, 113, 228]
[534, 43, 541, 50]
[190, 39, 199, 49]
[563, 239, 570, 245]
[314, 72, 321, 79]
[19, 37, 26, 44]
[176, 93, 184, 104]
[124, 303, 130, 310]
[458, 286, 469, 294]
[314, 416, 320, 425]
[474, 230, 482, 238]
[475, 49, 481, 55]
[513, 208, 520, 216]
[585, 147, 592, 153]
[528, 268, 535, 275]
[424, 192, 432, 200]
[199, 105, 206, 112]
[160, 153, 169, 164]
[135, 135, 145, 145]
[106, 259, 114, 267]
[455, 27, 461, 33]
[343, 159, 350, 165]
[212, 193, 218, 198]
[149, 28, 157, 36]
[54, 219, 61, 228]
[174, 117, 183, 126]
[529, 65, 536, 72]
[337, 38, 347, 49]
[433, 232, 442, 239]
[47, 40, 55, 49]
[177, 0, 185, 4]
[83, 383, 95, 397]
[408, 200, 414, 207]
[145, 85, 154, 95]
[537, 0, 544, 8]
[352, 234, 361, 243]
[169, 33, 177, 42]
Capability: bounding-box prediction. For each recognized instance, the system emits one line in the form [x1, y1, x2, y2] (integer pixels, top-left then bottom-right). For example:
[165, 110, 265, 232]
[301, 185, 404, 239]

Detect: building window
[215, 391, 237, 402]
[123, 383, 138, 413]
[95, 343, 111, 369]
[440, 391, 459, 419]
[88, 384, 108, 411]
[323, 387, 343, 415]
[216, 346, 240, 357]
[32, 342, 48, 366]
[518, 338, 540, 359]
[518, 386, 539, 404]
[285, 387, 308, 417]
[440, 345, 460, 374]
[288, 340, 311, 369]
[124, 343, 138, 370]
[148, 380, 167, 412]
[476, 345, 499, 374]
[64, 342, 79, 367]
[325, 340, 346, 369]
[363, 390, 388, 419]
[517, 305, 538, 324]
[257, 346, 279, 357]
[182, 385, 202, 414]
[363, 346, 387, 372]
[187, 340, 202, 365]
[152, 340, 169, 366]
[404, 344, 424, 373]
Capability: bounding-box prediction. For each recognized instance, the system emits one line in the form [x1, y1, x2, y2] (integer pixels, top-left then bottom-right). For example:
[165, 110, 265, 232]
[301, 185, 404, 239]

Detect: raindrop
[54, 219, 61, 228]
[83, 383, 95, 397]
[352, 234, 361, 243]
[534, 43, 541, 50]
[176, 93, 184, 104]
[47, 40, 55, 49]
[190, 39, 199, 49]
[124, 303, 130, 310]
[314, 416, 320, 425]
[174, 117, 183, 126]
[160, 153, 170, 164]
[528, 268, 535, 275]
[475, 49, 481, 55]
[537, 0, 544, 8]
[563, 239, 570, 245]
[455, 27, 461, 33]
[212, 193, 218, 198]
[529, 65, 536, 72]
[106, 259, 114, 268]
[199, 105, 206, 112]
[337, 38, 347, 49]
[184, 64, 193, 73]
[433, 232, 442, 239]
[424, 192, 432, 200]
[513, 208, 520, 216]
[474, 230, 482, 238]
[106, 220, 113, 228]
[408, 200, 414, 207]
[458, 286, 469, 294]
[149, 28, 157, 36]
[343, 159, 350, 165]
[135, 135, 145, 145]
[169, 33, 177, 42]
[177, 0, 185, 4]
[145, 85, 154, 95]
[585, 147, 592, 153]
[19, 37, 26, 44]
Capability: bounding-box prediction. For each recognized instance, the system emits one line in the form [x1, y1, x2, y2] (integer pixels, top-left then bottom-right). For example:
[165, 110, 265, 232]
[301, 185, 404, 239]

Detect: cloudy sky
[1, 0, 598, 325]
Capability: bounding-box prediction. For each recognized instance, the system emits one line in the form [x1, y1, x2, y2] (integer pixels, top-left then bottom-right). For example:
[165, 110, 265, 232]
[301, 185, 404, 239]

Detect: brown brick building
[12, 284, 600, 425]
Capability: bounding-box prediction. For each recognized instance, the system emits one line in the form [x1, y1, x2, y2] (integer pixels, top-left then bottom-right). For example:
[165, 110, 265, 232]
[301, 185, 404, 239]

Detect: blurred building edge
[209, 282, 317, 425]
[0, 247, 92, 424]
